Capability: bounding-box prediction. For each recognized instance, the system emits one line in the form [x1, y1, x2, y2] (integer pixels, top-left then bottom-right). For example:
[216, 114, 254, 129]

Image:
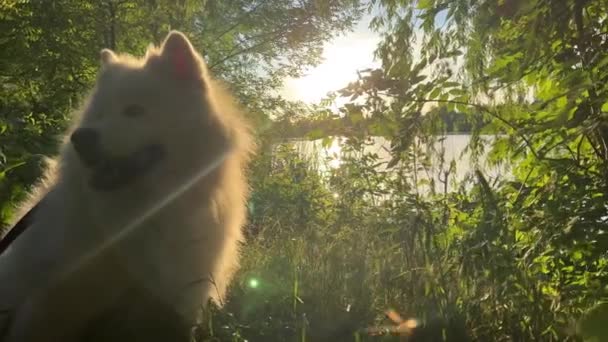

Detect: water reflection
[326, 138, 343, 169]
[292, 135, 509, 193]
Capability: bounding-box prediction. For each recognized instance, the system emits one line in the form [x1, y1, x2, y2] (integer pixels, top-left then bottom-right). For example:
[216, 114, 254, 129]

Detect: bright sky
[279, 10, 453, 108]
[280, 15, 381, 105]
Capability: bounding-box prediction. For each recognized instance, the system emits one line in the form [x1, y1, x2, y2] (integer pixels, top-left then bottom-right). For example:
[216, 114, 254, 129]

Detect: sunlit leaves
[487, 51, 524, 75]
[416, 0, 433, 10]
[347, 0, 608, 340]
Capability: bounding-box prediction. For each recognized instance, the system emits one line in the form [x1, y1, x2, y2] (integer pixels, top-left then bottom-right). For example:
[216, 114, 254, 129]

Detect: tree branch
[211, 0, 269, 42]
[207, 30, 285, 71]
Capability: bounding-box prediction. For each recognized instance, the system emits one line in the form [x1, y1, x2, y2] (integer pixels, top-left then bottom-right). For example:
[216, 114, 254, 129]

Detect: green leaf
[417, 0, 433, 10]
[386, 156, 400, 169]
[0, 161, 26, 182]
[429, 88, 442, 99]
[445, 50, 463, 58]
[556, 96, 567, 109]
[572, 250, 583, 261]
[449, 88, 467, 96]
[411, 74, 427, 84]
[349, 109, 364, 123]
[443, 81, 460, 88]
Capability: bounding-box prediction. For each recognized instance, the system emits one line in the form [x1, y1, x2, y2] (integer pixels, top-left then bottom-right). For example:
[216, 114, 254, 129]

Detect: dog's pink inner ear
[161, 31, 201, 81]
[174, 48, 188, 77]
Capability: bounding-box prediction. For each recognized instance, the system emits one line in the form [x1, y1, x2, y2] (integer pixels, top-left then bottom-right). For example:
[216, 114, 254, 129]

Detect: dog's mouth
[90, 144, 166, 191]
[73, 141, 166, 192]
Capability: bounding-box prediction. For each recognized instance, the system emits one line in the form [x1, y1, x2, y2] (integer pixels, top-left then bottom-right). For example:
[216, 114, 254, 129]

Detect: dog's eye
[123, 104, 146, 118]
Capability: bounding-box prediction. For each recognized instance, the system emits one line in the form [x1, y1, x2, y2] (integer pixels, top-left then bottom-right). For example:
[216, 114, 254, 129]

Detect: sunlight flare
[281, 23, 380, 104]
[325, 138, 343, 169]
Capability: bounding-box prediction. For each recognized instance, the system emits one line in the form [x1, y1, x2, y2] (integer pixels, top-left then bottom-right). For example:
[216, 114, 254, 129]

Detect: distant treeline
[437, 109, 478, 133]
[275, 108, 490, 140]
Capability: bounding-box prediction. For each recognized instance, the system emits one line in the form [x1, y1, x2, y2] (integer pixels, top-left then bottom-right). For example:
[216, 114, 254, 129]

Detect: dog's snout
[71, 128, 99, 149]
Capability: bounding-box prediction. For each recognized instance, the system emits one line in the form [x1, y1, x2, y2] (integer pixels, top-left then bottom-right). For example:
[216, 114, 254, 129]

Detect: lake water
[291, 134, 510, 193]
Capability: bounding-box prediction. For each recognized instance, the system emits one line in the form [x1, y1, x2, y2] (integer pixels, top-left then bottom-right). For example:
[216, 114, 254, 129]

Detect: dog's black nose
[71, 128, 99, 149]
[70, 128, 101, 167]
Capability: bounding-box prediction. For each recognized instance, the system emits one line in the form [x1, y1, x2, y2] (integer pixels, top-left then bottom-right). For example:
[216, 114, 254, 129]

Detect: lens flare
[248, 278, 260, 289]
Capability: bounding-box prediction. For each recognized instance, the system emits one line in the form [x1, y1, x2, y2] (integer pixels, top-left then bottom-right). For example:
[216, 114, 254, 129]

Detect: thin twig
[211, 0, 269, 42]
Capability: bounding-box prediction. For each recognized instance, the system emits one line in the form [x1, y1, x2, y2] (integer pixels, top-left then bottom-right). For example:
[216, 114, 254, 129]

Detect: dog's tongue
[89, 145, 165, 191]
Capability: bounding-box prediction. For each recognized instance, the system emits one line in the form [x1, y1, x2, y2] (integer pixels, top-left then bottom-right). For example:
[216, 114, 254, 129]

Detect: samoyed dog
[0, 31, 254, 341]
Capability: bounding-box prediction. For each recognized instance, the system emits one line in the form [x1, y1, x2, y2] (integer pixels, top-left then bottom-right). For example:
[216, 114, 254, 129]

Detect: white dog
[0, 30, 254, 341]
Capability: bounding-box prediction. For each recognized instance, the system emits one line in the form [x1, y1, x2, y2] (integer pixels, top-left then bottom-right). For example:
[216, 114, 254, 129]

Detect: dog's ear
[100, 49, 117, 66]
[159, 31, 203, 84]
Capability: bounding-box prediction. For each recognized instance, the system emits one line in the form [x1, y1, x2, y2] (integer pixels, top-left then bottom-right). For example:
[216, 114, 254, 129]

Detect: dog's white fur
[0, 31, 254, 341]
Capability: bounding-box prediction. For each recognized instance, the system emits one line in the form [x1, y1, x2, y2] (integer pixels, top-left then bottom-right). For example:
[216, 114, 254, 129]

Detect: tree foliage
[0, 0, 363, 228]
[327, 0, 608, 339]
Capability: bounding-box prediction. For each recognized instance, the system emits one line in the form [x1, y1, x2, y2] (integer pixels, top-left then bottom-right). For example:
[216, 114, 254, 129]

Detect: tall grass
[195, 139, 606, 341]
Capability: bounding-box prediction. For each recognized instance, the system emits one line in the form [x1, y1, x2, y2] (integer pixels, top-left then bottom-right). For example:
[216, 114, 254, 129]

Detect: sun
[281, 22, 380, 105]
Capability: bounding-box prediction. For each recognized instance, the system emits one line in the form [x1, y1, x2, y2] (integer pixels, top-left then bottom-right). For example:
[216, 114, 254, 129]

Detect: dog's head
[70, 31, 231, 192]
